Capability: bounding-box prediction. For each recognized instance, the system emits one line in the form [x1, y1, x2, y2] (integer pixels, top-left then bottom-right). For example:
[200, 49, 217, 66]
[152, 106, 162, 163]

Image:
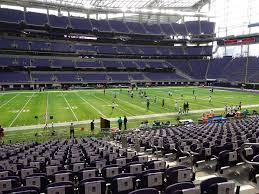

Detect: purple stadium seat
[102, 61, 123, 68]
[76, 61, 103, 68]
[126, 22, 146, 34]
[96, 45, 117, 54]
[91, 19, 112, 32]
[52, 59, 74, 67]
[30, 41, 50, 51]
[143, 23, 162, 35]
[185, 21, 201, 35]
[81, 73, 107, 82]
[200, 21, 215, 34]
[25, 12, 48, 27]
[171, 23, 187, 36]
[0, 38, 15, 49]
[49, 15, 70, 29]
[70, 17, 92, 31]
[0, 72, 29, 83]
[109, 20, 129, 33]
[31, 59, 50, 67]
[32, 72, 54, 82]
[108, 73, 129, 81]
[160, 23, 175, 36]
[0, 8, 24, 24]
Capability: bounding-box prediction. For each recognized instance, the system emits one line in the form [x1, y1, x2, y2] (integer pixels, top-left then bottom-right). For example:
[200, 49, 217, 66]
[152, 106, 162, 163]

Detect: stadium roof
[5, 0, 208, 10]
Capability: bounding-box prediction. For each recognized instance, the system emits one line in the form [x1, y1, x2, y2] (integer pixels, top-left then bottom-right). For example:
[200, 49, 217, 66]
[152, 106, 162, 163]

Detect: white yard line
[0, 93, 20, 109]
[8, 93, 35, 127]
[93, 94, 133, 116]
[117, 96, 154, 113]
[61, 92, 79, 121]
[6, 103, 259, 131]
[75, 92, 106, 117]
[45, 92, 49, 125]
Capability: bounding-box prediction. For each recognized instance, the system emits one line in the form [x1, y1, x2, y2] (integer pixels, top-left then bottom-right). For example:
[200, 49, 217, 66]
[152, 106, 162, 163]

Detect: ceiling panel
[28, 0, 202, 9]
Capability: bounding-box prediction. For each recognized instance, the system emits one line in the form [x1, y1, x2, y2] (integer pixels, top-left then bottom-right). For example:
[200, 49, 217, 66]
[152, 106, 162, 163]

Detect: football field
[0, 86, 259, 128]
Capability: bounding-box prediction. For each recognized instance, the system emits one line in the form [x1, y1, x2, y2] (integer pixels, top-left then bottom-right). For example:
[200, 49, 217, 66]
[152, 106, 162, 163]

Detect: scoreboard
[217, 36, 258, 46]
[224, 37, 256, 45]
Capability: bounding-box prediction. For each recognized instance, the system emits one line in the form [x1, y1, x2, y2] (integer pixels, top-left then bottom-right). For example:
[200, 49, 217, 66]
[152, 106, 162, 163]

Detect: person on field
[162, 99, 165, 107]
[90, 120, 95, 134]
[183, 102, 186, 113]
[0, 125, 4, 142]
[209, 95, 212, 103]
[174, 100, 178, 111]
[70, 123, 75, 138]
[112, 102, 115, 112]
[147, 99, 150, 111]
[118, 117, 122, 130]
[123, 116, 128, 130]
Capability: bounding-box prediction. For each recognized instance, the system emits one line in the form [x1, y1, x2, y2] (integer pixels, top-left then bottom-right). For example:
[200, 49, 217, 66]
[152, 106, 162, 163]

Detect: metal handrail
[178, 139, 203, 156]
[240, 143, 259, 165]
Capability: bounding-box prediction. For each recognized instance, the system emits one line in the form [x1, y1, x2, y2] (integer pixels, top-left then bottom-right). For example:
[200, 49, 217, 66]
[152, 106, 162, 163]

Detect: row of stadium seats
[0, 38, 213, 56]
[0, 57, 201, 69]
[0, 72, 185, 83]
[123, 116, 259, 175]
[0, 8, 215, 36]
[1, 56, 259, 83]
[0, 137, 239, 194]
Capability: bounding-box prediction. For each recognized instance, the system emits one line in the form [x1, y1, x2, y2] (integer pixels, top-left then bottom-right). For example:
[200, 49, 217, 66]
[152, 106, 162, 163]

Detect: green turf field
[0, 86, 259, 142]
[0, 87, 259, 128]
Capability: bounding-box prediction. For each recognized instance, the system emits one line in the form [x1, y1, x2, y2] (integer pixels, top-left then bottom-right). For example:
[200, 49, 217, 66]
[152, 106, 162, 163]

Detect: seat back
[208, 181, 235, 194]
[111, 174, 136, 194]
[129, 188, 159, 194]
[47, 181, 74, 194]
[79, 177, 106, 194]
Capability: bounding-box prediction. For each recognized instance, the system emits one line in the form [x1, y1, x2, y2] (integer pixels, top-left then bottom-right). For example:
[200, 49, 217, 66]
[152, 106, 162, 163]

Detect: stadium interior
[0, 0, 259, 193]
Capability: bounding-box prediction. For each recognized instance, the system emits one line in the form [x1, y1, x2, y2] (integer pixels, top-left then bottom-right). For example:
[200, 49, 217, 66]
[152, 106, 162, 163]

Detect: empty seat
[111, 174, 136, 194]
[54, 170, 73, 182]
[70, 17, 92, 31]
[200, 177, 235, 194]
[49, 15, 70, 29]
[46, 181, 74, 194]
[141, 169, 164, 190]
[9, 186, 40, 194]
[109, 20, 129, 33]
[78, 167, 99, 182]
[25, 173, 48, 191]
[25, 12, 48, 27]
[146, 160, 166, 170]
[79, 177, 106, 194]
[129, 188, 159, 194]
[101, 165, 121, 182]
[165, 182, 196, 194]
[0, 176, 20, 193]
[166, 166, 193, 185]
[0, 8, 24, 24]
